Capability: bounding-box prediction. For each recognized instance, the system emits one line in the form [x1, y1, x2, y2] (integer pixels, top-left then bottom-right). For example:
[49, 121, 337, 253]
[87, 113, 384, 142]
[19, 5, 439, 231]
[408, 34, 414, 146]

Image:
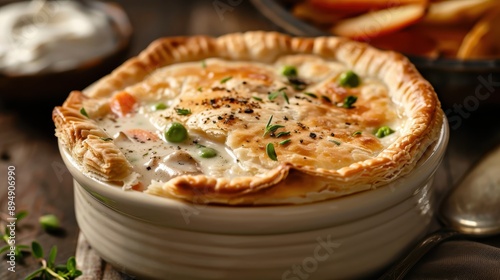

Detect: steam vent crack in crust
[52, 31, 443, 205]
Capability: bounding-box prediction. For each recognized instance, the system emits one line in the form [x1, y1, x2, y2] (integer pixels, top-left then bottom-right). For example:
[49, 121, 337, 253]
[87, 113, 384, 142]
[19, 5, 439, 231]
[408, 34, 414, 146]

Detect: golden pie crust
[53, 31, 443, 205]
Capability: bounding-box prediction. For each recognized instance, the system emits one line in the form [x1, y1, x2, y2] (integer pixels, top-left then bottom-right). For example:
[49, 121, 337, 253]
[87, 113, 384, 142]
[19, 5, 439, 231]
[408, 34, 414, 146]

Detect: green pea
[339, 70, 361, 88]
[165, 122, 188, 143]
[282, 65, 297, 77]
[198, 147, 217, 158]
[375, 126, 395, 138]
[153, 102, 167, 110]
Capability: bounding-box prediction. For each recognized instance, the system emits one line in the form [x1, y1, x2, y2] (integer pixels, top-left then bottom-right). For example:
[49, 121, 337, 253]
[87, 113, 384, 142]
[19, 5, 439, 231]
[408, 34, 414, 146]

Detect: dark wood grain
[0, 0, 499, 279]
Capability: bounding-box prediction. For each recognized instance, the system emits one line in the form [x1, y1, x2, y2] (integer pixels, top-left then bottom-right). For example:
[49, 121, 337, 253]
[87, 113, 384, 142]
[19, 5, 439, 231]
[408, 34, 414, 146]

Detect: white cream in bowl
[0, 0, 118, 75]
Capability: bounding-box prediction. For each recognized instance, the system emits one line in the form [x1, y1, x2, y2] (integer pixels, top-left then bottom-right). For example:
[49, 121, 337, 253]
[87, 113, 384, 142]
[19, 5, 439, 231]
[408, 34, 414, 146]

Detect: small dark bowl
[0, 1, 132, 103]
[251, 0, 500, 108]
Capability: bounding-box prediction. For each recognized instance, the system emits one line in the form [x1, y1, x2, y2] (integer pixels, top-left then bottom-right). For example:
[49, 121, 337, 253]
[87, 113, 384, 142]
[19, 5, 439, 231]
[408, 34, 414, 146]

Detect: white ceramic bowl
[60, 119, 448, 280]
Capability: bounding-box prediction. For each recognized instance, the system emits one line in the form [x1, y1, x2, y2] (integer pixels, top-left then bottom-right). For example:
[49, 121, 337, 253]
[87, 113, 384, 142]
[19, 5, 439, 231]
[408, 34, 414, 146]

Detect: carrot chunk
[110, 91, 137, 117]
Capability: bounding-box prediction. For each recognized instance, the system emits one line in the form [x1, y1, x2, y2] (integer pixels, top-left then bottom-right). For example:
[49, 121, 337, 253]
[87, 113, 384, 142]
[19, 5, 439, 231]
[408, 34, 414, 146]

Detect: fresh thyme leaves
[276, 131, 291, 138]
[220, 76, 232, 84]
[269, 87, 288, 102]
[265, 115, 274, 129]
[0, 211, 30, 261]
[0, 211, 81, 279]
[263, 115, 287, 137]
[39, 214, 61, 233]
[25, 242, 82, 280]
[375, 126, 395, 138]
[16, 210, 28, 221]
[283, 91, 290, 104]
[79, 107, 89, 118]
[329, 140, 341, 146]
[175, 108, 192, 115]
[266, 143, 278, 161]
[303, 92, 317, 98]
[265, 124, 285, 136]
[279, 139, 291, 145]
[268, 91, 280, 101]
[341, 95, 358, 109]
[252, 96, 263, 102]
[352, 131, 362, 136]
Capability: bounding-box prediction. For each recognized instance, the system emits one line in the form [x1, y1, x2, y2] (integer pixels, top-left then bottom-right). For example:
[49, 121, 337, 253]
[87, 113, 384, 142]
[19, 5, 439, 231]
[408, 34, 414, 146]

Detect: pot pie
[53, 31, 443, 205]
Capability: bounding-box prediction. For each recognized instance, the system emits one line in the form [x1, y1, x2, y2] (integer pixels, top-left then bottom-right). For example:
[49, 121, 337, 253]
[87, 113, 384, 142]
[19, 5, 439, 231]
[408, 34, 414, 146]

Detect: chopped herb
[330, 140, 341, 146]
[265, 115, 274, 128]
[165, 122, 188, 143]
[263, 115, 286, 137]
[100, 137, 113, 142]
[303, 92, 317, 98]
[80, 107, 89, 118]
[279, 139, 291, 145]
[201, 60, 207, 69]
[375, 126, 395, 138]
[175, 108, 192, 115]
[283, 92, 289, 104]
[198, 147, 218, 158]
[276, 131, 291, 138]
[220, 76, 232, 83]
[268, 91, 281, 101]
[153, 102, 167, 111]
[265, 124, 285, 136]
[197, 87, 203, 92]
[342, 95, 358, 109]
[321, 95, 332, 103]
[252, 96, 263, 102]
[266, 143, 278, 161]
[352, 131, 362, 136]
[282, 65, 297, 77]
[339, 70, 361, 88]
[26, 242, 82, 280]
[269, 87, 288, 102]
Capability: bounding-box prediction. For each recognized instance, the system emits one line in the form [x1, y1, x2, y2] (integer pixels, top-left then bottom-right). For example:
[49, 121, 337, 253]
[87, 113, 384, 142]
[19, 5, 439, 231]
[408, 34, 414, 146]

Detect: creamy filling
[0, 0, 117, 75]
[97, 106, 241, 187]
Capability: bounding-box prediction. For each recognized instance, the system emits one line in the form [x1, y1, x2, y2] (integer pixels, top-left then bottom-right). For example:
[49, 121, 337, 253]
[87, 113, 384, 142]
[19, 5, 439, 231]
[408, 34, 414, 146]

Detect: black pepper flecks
[309, 133, 317, 139]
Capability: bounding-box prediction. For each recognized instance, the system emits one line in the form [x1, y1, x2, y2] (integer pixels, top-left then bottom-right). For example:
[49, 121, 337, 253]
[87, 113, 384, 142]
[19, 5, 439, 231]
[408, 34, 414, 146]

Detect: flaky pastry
[53, 31, 443, 205]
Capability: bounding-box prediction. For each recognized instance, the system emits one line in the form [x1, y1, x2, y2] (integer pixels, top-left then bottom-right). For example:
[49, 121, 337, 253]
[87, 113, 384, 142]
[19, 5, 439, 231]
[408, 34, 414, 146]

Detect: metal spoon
[379, 143, 500, 280]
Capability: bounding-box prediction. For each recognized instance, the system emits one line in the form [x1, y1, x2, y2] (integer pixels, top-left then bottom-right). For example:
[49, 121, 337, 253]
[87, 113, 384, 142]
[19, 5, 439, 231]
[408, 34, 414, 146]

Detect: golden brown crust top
[53, 32, 443, 205]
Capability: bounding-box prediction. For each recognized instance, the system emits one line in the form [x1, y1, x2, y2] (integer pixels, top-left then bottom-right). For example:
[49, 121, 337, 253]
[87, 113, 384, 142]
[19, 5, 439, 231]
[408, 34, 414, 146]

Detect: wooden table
[1, 1, 499, 279]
